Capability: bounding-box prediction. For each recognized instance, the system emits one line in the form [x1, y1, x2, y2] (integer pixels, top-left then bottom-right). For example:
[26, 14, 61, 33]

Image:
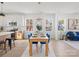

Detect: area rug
[64, 41, 79, 50]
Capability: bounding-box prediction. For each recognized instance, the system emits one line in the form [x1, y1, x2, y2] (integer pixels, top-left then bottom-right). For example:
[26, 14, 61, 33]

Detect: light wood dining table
[29, 36, 48, 56]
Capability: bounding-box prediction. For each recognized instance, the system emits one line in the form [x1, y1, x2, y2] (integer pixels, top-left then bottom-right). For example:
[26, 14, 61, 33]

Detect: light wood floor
[22, 40, 79, 57]
[52, 40, 79, 57]
[1, 40, 79, 57]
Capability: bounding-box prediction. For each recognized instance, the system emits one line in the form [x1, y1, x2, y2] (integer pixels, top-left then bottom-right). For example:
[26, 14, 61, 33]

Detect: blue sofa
[66, 31, 79, 41]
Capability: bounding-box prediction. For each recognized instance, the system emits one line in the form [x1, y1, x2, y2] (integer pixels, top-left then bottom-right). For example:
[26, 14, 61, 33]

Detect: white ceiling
[1, 2, 79, 14]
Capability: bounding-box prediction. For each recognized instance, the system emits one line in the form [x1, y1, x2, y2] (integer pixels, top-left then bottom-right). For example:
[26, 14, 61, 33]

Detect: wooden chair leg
[4, 42, 7, 53]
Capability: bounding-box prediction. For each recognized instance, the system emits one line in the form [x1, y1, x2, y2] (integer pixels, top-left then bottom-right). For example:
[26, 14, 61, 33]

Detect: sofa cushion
[66, 31, 74, 37]
[74, 32, 77, 36]
[76, 32, 79, 35]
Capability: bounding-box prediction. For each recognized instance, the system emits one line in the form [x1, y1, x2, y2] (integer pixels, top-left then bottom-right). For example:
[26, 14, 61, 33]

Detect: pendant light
[0, 2, 5, 16]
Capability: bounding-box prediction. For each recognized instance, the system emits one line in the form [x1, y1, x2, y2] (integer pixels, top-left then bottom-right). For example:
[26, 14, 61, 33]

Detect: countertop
[0, 32, 14, 36]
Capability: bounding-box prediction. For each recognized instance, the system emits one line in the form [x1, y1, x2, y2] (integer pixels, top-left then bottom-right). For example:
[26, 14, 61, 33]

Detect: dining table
[29, 35, 48, 56]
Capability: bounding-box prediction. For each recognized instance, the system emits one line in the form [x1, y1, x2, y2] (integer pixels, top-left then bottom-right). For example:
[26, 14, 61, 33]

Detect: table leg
[29, 41, 32, 56]
[36, 44, 38, 53]
[45, 43, 48, 56]
[4, 42, 7, 53]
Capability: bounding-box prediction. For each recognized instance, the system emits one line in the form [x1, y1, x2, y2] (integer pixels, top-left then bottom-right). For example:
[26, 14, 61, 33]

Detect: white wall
[54, 13, 67, 40]
[55, 13, 79, 40]
[0, 13, 55, 39]
[23, 13, 55, 39]
[2, 15, 24, 31]
[1, 13, 79, 40]
[2, 13, 79, 40]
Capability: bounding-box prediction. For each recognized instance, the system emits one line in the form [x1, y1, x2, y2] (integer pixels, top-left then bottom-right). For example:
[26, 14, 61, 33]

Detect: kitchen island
[0, 32, 14, 36]
[0, 32, 14, 40]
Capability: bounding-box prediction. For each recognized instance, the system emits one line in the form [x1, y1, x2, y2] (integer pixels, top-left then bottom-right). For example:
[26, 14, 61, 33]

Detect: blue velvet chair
[76, 32, 79, 35]
[28, 32, 38, 52]
[28, 33, 38, 44]
[40, 33, 50, 44]
[40, 33, 50, 52]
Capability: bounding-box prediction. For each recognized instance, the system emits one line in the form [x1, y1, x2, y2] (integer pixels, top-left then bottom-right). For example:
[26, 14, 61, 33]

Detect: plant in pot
[36, 24, 42, 36]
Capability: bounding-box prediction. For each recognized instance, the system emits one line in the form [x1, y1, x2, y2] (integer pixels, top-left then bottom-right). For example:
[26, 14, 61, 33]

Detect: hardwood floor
[22, 40, 79, 57]
[1, 40, 79, 57]
[52, 40, 79, 57]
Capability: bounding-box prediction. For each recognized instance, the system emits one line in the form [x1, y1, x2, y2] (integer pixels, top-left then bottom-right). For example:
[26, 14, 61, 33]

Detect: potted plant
[36, 24, 42, 31]
[36, 24, 42, 36]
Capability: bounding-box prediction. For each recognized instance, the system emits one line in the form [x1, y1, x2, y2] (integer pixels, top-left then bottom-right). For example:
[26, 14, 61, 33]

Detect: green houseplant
[36, 24, 42, 31]
[36, 24, 42, 36]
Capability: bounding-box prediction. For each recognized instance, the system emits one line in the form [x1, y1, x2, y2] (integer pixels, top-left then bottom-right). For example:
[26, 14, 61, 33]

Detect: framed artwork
[26, 19, 33, 31]
[36, 18, 42, 31]
[58, 19, 64, 31]
[68, 19, 79, 30]
[36, 18, 42, 25]
[9, 22, 17, 26]
[46, 19, 52, 31]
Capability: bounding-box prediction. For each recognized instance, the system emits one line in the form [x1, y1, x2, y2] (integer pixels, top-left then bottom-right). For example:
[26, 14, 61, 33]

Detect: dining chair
[0, 38, 6, 52]
[28, 33, 38, 44]
[28, 32, 38, 52]
[40, 33, 50, 44]
[40, 33, 50, 52]
[6, 33, 15, 50]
